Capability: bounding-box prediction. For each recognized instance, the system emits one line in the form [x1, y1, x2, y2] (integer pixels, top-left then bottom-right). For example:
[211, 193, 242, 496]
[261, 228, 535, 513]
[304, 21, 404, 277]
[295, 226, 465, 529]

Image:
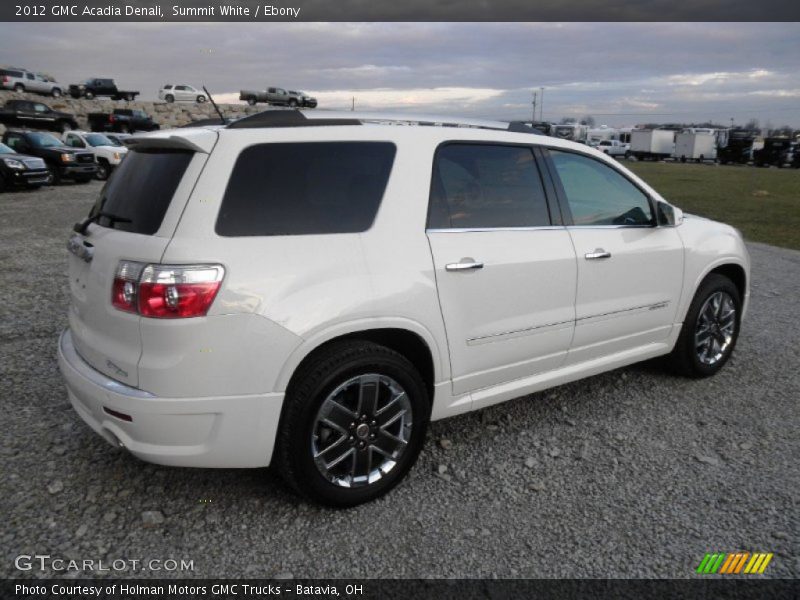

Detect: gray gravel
[1, 182, 798, 579]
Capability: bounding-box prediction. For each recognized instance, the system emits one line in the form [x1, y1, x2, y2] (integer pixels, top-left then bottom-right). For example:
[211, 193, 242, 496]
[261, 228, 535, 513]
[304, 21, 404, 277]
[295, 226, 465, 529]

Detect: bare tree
[580, 115, 596, 127]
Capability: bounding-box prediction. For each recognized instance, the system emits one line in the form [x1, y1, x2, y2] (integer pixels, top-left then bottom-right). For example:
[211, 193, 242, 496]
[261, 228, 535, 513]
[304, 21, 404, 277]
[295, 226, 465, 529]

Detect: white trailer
[587, 126, 617, 144]
[630, 130, 675, 161]
[674, 132, 717, 163]
[553, 123, 589, 143]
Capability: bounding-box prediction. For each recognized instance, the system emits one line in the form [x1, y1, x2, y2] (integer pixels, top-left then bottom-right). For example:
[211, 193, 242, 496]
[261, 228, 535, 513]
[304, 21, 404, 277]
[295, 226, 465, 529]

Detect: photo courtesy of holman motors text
[0, 0, 798, 597]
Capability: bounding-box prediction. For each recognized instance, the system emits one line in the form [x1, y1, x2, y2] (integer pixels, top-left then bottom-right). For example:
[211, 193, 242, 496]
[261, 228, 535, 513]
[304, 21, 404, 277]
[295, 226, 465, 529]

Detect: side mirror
[657, 201, 683, 227]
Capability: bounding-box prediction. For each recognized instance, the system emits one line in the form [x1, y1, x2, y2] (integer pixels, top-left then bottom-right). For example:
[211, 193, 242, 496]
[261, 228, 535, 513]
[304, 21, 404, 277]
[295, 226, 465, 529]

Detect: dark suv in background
[0, 141, 50, 191]
[0, 100, 79, 133]
[2, 130, 97, 184]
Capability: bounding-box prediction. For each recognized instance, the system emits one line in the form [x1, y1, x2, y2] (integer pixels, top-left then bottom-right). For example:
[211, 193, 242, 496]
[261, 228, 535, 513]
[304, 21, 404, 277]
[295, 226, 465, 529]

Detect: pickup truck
[0, 141, 50, 191]
[287, 90, 317, 108]
[68, 78, 139, 101]
[88, 109, 159, 134]
[62, 130, 128, 180]
[2, 130, 97, 184]
[240, 86, 297, 107]
[0, 100, 79, 133]
[597, 139, 631, 158]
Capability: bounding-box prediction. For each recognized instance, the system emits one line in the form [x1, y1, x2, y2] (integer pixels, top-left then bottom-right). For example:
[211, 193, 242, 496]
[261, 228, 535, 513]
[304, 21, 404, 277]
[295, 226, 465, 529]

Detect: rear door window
[428, 143, 551, 229]
[88, 150, 194, 235]
[216, 142, 396, 236]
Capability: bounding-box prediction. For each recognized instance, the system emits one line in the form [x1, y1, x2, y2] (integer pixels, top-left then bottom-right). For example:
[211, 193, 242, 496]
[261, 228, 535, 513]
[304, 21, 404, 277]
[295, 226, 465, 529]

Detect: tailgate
[66, 132, 216, 388]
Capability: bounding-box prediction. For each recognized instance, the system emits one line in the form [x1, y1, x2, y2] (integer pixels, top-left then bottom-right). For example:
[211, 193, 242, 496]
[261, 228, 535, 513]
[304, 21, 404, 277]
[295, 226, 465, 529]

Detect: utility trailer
[629, 129, 675, 161]
[674, 132, 717, 163]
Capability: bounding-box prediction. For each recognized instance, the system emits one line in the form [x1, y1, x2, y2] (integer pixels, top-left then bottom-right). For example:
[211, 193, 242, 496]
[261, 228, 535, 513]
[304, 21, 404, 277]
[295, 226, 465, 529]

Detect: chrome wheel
[695, 291, 736, 365]
[312, 374, 412, 488]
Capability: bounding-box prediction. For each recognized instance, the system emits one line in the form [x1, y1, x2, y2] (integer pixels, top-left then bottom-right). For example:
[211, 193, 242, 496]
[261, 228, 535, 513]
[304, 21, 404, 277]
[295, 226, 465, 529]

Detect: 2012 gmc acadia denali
[58, 110, 749, 506]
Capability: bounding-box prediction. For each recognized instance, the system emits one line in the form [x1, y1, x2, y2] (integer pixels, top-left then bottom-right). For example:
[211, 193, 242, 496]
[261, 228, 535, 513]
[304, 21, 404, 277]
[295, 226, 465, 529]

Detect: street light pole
[532, 91, 537, 123]
[539, 87, 545, 121]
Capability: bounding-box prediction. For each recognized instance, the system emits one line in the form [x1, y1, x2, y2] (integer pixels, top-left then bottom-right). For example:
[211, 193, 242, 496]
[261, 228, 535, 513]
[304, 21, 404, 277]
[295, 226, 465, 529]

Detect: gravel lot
[1, 181, 798, 579]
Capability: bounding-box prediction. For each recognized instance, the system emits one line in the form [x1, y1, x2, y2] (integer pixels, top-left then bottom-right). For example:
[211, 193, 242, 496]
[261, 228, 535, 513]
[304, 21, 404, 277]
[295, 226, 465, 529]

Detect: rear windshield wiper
[73, 211, 132, 235]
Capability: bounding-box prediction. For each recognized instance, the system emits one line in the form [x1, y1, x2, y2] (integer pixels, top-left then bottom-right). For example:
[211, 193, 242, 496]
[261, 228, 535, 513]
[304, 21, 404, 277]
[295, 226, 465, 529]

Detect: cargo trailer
[674, 132, 717, 163]
[629, 130, 675, 161]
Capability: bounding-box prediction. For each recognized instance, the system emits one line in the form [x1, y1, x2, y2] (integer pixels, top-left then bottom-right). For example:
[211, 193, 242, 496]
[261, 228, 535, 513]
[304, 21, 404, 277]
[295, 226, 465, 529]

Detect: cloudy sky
[1, 22, 798, 127]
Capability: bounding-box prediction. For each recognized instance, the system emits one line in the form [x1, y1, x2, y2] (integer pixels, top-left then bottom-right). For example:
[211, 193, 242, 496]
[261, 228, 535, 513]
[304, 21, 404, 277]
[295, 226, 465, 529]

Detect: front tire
[84, 91, 94, 99]
[165, 94, 174, 103]
[669, 273, 741, 378]
[247, 97, 256, 106]
[95, 161, 110, 181]
[275, 340, 429, 507]
[197, 95, 206, 103]
[51, 88, 62, 98]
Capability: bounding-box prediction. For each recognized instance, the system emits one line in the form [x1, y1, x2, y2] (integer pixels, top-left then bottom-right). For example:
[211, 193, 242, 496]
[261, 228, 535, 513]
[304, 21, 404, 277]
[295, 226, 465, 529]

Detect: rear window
[89, 150, 193, 235]
[216, 142, 396, 236]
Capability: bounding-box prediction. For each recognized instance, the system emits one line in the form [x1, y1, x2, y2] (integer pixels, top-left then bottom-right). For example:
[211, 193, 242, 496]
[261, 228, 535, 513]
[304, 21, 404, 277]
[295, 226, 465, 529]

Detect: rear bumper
[57, 329, 284, 468]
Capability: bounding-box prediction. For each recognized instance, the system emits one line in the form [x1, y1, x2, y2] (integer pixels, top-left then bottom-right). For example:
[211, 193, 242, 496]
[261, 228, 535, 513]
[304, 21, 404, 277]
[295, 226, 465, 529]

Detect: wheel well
[709, 263, 746, 300]
[290, 329, 435, 399]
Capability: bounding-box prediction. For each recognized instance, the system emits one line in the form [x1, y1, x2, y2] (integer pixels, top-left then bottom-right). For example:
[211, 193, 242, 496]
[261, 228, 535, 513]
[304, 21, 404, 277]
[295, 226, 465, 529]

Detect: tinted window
[88, 150, 193, 235]
[550, 150, 653, 226]
[428, 144, 550, 229]
[216, 142, 396, 237]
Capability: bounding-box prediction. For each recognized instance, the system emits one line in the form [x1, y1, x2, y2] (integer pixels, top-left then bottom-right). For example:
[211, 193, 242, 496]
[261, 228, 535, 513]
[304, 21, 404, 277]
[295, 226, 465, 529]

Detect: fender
[274, 316, 449, 393]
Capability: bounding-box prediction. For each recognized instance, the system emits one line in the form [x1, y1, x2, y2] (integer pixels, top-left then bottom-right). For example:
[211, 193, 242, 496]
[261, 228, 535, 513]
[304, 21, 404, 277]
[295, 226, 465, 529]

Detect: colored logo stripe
[697, 552, 773, 575]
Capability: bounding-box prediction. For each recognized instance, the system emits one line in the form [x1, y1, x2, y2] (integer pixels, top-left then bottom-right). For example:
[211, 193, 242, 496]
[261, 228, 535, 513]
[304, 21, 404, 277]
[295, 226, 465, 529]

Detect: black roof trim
[227, 110, 361, 129]
[507, 121, 544, 135]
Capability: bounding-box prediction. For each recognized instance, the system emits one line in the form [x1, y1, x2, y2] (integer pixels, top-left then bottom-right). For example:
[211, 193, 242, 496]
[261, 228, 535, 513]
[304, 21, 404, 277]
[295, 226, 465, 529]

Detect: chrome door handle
[445, 260, 484, 272]
[584, 249, 612, 260]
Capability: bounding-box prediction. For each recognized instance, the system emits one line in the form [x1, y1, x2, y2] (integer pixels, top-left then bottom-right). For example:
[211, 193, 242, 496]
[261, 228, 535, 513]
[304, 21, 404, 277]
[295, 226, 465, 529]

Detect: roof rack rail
[227, 110, 361, 129]
[227, 109, 543, 135]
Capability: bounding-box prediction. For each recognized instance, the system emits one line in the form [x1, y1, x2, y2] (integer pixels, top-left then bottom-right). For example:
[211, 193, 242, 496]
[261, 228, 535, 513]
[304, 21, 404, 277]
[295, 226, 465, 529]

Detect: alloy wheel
[694, 291, 736, 365]
[311, 374, 413, 488]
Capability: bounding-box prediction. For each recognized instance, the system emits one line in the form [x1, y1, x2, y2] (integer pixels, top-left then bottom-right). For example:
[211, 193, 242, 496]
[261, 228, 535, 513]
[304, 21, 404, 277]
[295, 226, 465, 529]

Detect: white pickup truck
[597, 139, 631, 158]
[62, 131, 127, 180]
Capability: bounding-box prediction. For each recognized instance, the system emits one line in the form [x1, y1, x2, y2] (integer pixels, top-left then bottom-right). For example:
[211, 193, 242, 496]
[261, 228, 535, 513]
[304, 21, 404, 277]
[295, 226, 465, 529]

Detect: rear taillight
[109, 115, 116, 123]
[112, 261, 224, 319]
[111, 261, 145, 313]
[1, 76, 8, 83]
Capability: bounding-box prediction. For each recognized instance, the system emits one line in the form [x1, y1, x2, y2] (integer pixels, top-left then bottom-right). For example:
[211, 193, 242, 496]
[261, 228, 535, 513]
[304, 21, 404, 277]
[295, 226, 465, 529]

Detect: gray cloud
[1, 22, 798, 126]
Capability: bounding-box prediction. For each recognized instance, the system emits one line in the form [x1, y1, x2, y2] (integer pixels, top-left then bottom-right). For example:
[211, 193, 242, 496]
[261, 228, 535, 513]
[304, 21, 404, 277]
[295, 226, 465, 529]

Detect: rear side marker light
[103, 407, 132, 422]
[111, 262, 225, 319]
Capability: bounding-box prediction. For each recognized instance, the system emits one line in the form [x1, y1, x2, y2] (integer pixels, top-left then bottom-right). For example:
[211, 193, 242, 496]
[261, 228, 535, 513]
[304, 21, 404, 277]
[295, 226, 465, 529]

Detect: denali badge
[67, 235, 93, 263]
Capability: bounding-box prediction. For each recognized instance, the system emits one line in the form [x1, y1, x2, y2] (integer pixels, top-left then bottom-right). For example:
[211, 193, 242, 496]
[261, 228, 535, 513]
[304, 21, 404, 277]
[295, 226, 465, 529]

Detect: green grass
[625, 162, 800, 251]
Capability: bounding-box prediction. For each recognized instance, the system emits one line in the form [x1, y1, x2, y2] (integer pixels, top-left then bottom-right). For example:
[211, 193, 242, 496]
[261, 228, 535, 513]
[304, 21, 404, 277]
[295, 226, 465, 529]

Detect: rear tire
[668, 273, 741, 378]
[84, 91, 94, 99]
[197, 95, 206, 103]
[59, 121, 73, 133]
[275, 340, 429, 507]
[247, 97, 256, 106]
[51, 88, 62, 98]
[14, 84, 24, 93]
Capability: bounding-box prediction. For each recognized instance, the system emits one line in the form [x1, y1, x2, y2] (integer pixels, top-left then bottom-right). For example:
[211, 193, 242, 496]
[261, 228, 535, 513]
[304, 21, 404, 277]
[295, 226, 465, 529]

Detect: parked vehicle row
[2, 130, 97, 185]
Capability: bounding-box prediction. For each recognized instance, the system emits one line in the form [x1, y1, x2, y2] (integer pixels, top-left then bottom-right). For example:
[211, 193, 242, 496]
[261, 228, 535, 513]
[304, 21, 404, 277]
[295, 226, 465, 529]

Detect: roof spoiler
[122, 132, 216, 154]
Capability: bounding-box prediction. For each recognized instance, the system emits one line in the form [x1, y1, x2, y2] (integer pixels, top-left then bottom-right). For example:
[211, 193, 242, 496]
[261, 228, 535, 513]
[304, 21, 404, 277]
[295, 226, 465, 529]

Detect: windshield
[0, 143, 15, 154]
[85, 133, 113, 147]
[28, 132, 64, 148]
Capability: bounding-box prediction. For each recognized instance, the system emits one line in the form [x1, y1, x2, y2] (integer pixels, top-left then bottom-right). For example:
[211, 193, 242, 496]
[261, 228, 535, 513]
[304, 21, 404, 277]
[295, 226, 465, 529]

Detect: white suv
[58, 111, 750, 506]
[158, 84, 207, 103]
